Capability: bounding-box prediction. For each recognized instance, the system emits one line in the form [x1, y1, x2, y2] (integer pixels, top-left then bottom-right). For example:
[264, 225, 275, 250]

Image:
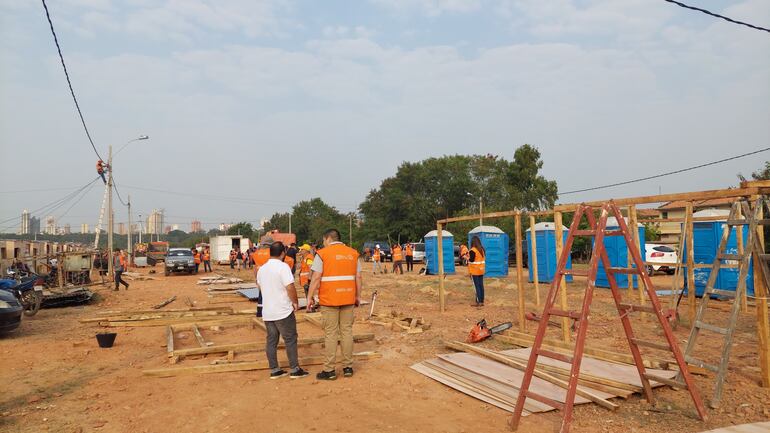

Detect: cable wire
[558, 146, 770, 196]
[663, 0, 770, 34]
[40, 0, 104, 160]
[0, 177, 100, 230]
[112, 177, 128, 206]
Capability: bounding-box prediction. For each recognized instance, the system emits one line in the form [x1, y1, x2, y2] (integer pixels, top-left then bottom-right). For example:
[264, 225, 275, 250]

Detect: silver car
[165, 248, 196, 276]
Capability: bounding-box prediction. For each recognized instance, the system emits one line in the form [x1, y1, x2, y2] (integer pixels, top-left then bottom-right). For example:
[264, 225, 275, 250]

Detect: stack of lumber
[197, 275, 244, 285]
[122, 271, 155, 281]
[411, 341, 679, 415]
[81, 307, 254, 327]
[366, 311, 431, 334]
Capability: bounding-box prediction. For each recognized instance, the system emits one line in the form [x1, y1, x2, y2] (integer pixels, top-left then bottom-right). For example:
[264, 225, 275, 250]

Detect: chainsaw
[466, 319, 513, 343]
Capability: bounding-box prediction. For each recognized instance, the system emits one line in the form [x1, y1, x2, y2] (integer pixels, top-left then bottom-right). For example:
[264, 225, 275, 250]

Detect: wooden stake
[437, 222, 445, 313]
[736, 204, 747, 313]
[515, 212, 526, 331]
[755, 200, 770, 387]
[685, 202, 696, 324]
[191, 324, 206, 348]
[628, 205, 645, 321]
[529, 215, 540, 307]
[554, 211, 570, 343]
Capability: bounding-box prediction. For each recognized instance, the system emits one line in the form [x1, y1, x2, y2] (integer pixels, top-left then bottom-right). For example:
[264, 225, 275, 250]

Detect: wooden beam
[166, 326, 174, 354]
[685, 202, 696, 324]
[153, 295, 177, 309]
[554, 186, 763, 212]
[628, 205, 646, 321]
[736, 204, 747, 313]
[755, 199, 770, 387]
[443, 341, 619, 410]
[191, 324, 206, 348]
[438, 222, 446, 313]
[143, 352, 382, 377]
[553, 211, 570, 343]
[101, 316, 254, 328]
[515, 212, 526, 332]
[529, 215, 540, 307]
[171, 333, 376, 359]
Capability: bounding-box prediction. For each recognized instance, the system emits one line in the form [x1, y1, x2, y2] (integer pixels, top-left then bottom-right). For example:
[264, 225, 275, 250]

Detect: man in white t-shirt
[256, 242, 309, 380]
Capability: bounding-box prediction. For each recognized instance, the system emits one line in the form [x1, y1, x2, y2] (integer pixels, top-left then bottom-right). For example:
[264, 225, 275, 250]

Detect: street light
[107, 135, 149, 281]
[467, 192, 483, 226]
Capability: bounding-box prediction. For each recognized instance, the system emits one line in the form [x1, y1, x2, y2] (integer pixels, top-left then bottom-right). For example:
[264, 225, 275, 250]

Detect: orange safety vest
[405, 244, 413, 256]
[392, 246, 403, 261]
[96, 161, 104, 174]
[317, 243, 358, 307]
[203, 251, 210, 261]
[468, 247, 485, 276]
[253, 248, 270, 267]
[373, 249, 381, 262]
[299, 254, 314, 286]
[229, 250, 237, 260]
[118, 253, 127, 268]
[284, 255, 295, 269]
[460, 245, 469, 258]
[194, 252, 201, 264]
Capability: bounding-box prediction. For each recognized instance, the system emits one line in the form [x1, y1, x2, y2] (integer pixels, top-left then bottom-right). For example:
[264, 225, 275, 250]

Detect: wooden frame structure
[435, 181, 770, 387]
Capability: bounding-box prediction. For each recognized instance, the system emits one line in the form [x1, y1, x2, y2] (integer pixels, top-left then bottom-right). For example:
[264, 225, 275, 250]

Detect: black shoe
[343, 367, 354, 377]
[290, 368, 310, 379]
[270, 370, 288, 379]
[316, 370, 337, 381]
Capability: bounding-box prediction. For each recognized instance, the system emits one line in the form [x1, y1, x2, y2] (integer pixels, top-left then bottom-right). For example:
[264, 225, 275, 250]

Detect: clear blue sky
[1, 0, 768, 232]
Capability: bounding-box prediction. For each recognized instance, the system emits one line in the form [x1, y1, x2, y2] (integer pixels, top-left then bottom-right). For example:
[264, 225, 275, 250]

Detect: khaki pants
[320, 305, 355, 372]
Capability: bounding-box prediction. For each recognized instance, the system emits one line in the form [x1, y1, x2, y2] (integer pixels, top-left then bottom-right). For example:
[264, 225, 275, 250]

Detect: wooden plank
[191, 324, 206, 348]
[166, 326, 174, 354]
[102, 316, 254, 328]
[554, 211, 569, 343]
[515, 212, 526, 332]
[153, 295, 177, 309]
[628, 205, 646, 321]
[410, 363, 523, 413]
[529, 215, 540, 307]
[698, 421, 770, 433]
[553, 186, 762, 212]
[735, 204, 747, 313]
[443, 341, 619, 410]
[171, 333, 376, 359]
[755, 199, 770, 387]
[686, 202, 696, 323]
[168, 318, 254, 332]
[144, 352, 381, 377]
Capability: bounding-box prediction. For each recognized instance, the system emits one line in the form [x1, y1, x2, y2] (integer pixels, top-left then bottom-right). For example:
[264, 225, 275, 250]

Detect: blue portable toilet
[425, 229, 455, 275]
[468, 226, 509, 278]
[684, 209, 753, 297]
[526, 222, 573, 283]
[595, 217, 646, 289]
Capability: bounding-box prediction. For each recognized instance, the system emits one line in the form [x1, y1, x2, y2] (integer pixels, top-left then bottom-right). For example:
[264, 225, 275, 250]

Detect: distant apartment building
[191, 220, 202, 233]
[146, 209, 164, 235]
[81, 223, 90, 234]
[218, 223, 231, 231]
[164, 225, 172, 234]
[62, 224, 71, 235]
[20, 210, 30, 235]
[45, 216, 56, 235]
[117, 223, 126, 235]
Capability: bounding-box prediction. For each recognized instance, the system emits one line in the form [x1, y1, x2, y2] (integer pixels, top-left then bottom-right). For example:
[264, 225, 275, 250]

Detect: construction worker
[391, 243, 404, 275]
[306, 228, 361, 380]
[372, 244, 383, 274]
[405, 242, 414, 272]
[203, 248, 212, 272]
[468, 236, 486, 307]
[96, 160, 107, 184]
[193, 248, 201, 274]
[229, 249, 237, 269]
[459, 244, 469, 266]
[298, 244, 314, 296]
[113, 248, 129, 291]
[284, 251, 295, 273]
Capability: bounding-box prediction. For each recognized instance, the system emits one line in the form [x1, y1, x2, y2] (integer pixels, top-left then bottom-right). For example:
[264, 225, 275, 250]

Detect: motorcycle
[0, 272, 43, 317]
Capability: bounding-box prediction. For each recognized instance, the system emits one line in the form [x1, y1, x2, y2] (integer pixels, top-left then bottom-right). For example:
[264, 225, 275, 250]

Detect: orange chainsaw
[466, 319, 513, 343]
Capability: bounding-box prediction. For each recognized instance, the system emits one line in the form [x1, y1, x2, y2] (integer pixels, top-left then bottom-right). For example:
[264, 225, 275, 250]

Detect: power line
[558, 146, 770, 196]
[40, 0, 104, 160]
[112, 178, 128, 206]
[663, 0, 770, 34]
[0, 177, 100, 230]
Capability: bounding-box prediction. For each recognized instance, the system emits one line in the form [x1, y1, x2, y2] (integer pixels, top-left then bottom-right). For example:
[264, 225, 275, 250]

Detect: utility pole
[107, 144, 114, 278]
[349, 213, 353, 246]
[138, 214, 143, 244]
[288, 214, 292, 234]
[127, 194, 132, 266]
[479, 196, 483, 226]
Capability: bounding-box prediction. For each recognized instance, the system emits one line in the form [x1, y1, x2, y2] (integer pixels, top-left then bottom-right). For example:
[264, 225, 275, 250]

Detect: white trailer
[209, 235, 252, 265]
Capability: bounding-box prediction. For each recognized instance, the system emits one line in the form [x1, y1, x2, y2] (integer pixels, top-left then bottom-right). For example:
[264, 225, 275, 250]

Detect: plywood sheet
[698, 422, 770, 433]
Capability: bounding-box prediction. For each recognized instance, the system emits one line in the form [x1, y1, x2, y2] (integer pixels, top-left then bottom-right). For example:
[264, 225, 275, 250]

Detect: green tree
[227, 222, 255, 239]
[358, 145, 558, 242]
[265, 198, 354, 246]
[752, 161, 770, 180]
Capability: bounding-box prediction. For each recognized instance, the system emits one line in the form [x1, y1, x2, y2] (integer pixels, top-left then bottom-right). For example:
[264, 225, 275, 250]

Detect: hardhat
[375, 244, 380, 248]
[300, 244, 311, 251]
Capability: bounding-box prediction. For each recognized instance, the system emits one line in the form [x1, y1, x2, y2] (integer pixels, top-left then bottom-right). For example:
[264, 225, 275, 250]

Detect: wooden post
[754, 200, 770, 387]
[515, 212, 526, 331]
[736, 204, 747, 313]
[529, 215, 540, 307]
[554, 211, 570, 343]
[437, 223, 445, 313]
[685, 202, 696, 324]
[628, 205, 645, 320]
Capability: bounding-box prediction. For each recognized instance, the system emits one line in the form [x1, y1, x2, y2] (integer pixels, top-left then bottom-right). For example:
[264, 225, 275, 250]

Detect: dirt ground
[1, 261, 769, 433]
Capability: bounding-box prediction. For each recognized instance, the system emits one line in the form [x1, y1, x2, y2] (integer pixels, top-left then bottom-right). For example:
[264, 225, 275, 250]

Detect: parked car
[645, 244, 677, 275]
[362, 241, 392, 262]
[508, 241, 529, 268]
[0, 289, 23, 334]
[411, 242, 426, 262]
[165, 248, 197, 276]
